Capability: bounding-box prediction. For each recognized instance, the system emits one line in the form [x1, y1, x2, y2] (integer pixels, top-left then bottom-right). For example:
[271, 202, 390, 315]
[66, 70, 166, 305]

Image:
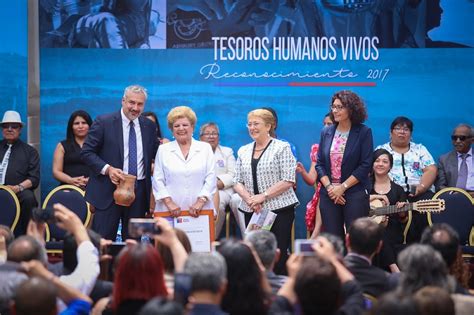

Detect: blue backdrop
[39, 0, 474, 238]
[0, 0, 28, 139]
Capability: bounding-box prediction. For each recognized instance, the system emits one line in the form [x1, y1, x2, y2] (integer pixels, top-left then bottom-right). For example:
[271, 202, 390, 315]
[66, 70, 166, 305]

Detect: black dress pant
[319, 189, 369, 240]
[15, 189, 38, 237]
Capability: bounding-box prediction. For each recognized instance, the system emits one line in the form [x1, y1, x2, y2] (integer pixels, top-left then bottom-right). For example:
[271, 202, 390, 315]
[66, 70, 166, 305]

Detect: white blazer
[214, 145, 236, 196]
[152, 138, 217, 214]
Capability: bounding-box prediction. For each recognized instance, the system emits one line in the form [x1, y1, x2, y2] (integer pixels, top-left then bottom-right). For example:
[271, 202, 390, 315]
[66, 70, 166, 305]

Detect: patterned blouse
[234, 138, 299, 212]
[377, 142, 436, 192]
[329, 130, 349, 184]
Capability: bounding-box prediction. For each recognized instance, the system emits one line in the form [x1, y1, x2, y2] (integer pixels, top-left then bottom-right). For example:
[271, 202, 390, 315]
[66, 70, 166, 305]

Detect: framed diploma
[154, 210, 215, 252]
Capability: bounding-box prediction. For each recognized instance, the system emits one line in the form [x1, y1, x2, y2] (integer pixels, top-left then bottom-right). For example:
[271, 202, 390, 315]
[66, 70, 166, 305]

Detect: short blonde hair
[247, 109, 275, 135]
[167, 106, 197, 130]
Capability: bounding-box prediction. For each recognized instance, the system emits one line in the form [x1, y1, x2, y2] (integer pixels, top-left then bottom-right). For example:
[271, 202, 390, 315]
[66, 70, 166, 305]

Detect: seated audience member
[370, 148, 407, 273]
[183, 252, 228, 315]
[138, 297, 183, 315]
[217, 239, 270, 315]
[377, 116, 437, 242]
[156, 228, 192, 291]
[8, 204, 100, 312]
[396, 244, 455, 295]
[270, 236, 364, 315]
[0, 224, 15, 248]
[344, 218, 390, 297]
[93, 217, 188, 315]
[245, 230, 287, 295]
[93, 243, 168, 315]
[0, 110, 40, 236]
[413, 286, 455, 315]
[420, 223, 470, 293]
[52, 110, 92, 188]
[15, 260, 92, 315]
[436, 124, 473, 194]
[199, 122, 240, 237]
[60, 229, 113, 303]
[370, 291, 419, 315]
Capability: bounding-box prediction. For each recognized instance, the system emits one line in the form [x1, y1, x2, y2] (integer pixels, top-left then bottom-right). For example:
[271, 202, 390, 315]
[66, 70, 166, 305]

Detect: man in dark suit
[437, 124, 473, 193]
[343, 218, 390, 298]
[0, 110, 40, 236]
[81, 85, 158, 240]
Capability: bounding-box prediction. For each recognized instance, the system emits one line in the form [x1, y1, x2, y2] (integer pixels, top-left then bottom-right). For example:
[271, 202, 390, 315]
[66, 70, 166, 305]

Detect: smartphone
[294, 239, 316, 256]
[31, 207, 56, 224]
[128, 218, 161, 238]
[107, 242, 126, 257]
[174, 273, 192, 306]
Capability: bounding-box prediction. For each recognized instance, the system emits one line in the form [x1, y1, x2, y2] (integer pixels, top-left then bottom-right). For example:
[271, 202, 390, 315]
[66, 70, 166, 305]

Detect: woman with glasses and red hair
[93, 218, 188, 315]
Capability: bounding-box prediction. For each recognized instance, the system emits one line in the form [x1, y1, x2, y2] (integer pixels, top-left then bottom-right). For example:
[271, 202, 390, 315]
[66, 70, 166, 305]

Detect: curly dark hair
[330, 90, 368, 124]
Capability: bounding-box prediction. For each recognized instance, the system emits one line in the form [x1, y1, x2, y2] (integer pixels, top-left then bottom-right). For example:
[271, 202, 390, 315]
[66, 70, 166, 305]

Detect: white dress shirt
[152, 138, 217, 214]
[100, 109, 145, 179]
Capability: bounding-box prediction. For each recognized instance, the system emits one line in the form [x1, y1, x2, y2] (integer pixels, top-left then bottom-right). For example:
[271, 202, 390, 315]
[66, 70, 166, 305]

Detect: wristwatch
[342, 182, 348, 190]
[17, 184, 25, 192]
[264, 191, 269, 200]
[198, 196, 208, 203]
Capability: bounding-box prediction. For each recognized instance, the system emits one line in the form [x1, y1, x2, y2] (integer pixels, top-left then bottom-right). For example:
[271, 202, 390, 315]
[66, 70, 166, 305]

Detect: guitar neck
[373, 203, 412, 216]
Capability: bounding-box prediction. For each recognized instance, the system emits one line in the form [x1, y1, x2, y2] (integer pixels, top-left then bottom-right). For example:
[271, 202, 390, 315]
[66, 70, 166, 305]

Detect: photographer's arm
[153, 217, 188, 272]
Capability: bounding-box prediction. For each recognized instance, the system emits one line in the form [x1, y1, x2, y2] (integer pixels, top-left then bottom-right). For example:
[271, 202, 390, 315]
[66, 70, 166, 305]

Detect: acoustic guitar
[369, 199, 445, 224]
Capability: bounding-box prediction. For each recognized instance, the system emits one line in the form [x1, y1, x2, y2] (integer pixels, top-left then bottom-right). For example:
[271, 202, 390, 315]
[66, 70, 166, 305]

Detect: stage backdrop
[0, 0, 28, 139]
[39, 0, 474, 238]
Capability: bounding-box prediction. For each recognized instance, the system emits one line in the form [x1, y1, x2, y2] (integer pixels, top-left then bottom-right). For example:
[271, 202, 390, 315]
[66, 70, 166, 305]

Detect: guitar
[369, 199, 445, 224]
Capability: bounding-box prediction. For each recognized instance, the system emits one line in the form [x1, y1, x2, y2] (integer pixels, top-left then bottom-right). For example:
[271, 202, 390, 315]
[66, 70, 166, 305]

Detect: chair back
[428, 188, 474, 246]
[42, 185, 91, 242]
[0, 185, 20, 232]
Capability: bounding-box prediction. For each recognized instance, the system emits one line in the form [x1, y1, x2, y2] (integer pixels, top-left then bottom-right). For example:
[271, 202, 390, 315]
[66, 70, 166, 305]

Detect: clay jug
[113, 174, 137, 206]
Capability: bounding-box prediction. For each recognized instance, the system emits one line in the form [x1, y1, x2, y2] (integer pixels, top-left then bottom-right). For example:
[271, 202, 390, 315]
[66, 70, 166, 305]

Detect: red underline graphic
[214, 82, 377, 87]
[288, 82, 377, 87]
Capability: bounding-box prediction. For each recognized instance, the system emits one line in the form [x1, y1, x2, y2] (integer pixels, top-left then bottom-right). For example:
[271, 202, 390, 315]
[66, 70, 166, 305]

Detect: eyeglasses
[393, 127, 410, 133]
[201, 132, 219, 137]
[247, 122, 262, 128]
[2, 124, 21, 130]
[330, 105, 345, 111]
[451, 135, 470, 141]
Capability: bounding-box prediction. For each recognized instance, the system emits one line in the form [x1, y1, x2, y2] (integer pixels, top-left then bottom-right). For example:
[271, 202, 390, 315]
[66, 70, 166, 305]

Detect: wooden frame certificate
[154, 210, 215, 252]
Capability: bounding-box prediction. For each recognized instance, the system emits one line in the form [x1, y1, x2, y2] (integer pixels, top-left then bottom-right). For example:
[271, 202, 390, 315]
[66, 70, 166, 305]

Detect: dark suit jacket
[343, 254, 390, 297]
[81, 111, 158, 209]
[315, 123, 373, 194]
[436, 150, 473, 191]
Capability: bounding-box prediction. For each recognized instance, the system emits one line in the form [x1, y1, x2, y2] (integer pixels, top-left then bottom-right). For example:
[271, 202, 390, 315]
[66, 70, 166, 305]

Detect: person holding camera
[376, 116, 437, 242]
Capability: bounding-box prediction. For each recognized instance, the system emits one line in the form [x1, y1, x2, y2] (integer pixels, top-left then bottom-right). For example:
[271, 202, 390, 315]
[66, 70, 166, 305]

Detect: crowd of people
[0, 85, 473, 314]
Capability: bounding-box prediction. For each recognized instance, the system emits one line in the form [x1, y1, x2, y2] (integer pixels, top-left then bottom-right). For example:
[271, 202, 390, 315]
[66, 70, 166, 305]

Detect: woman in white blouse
[152, 106, 216, 218]
[234, 108, 299, 274]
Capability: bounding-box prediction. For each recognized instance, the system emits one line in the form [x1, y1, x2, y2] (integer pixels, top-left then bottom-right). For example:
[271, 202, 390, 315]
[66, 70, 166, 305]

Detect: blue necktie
[128, 121, 137, 176]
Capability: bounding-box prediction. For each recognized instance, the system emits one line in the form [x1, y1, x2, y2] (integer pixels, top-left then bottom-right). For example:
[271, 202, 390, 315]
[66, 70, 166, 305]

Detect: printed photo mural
[39, 0, 474, 237]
